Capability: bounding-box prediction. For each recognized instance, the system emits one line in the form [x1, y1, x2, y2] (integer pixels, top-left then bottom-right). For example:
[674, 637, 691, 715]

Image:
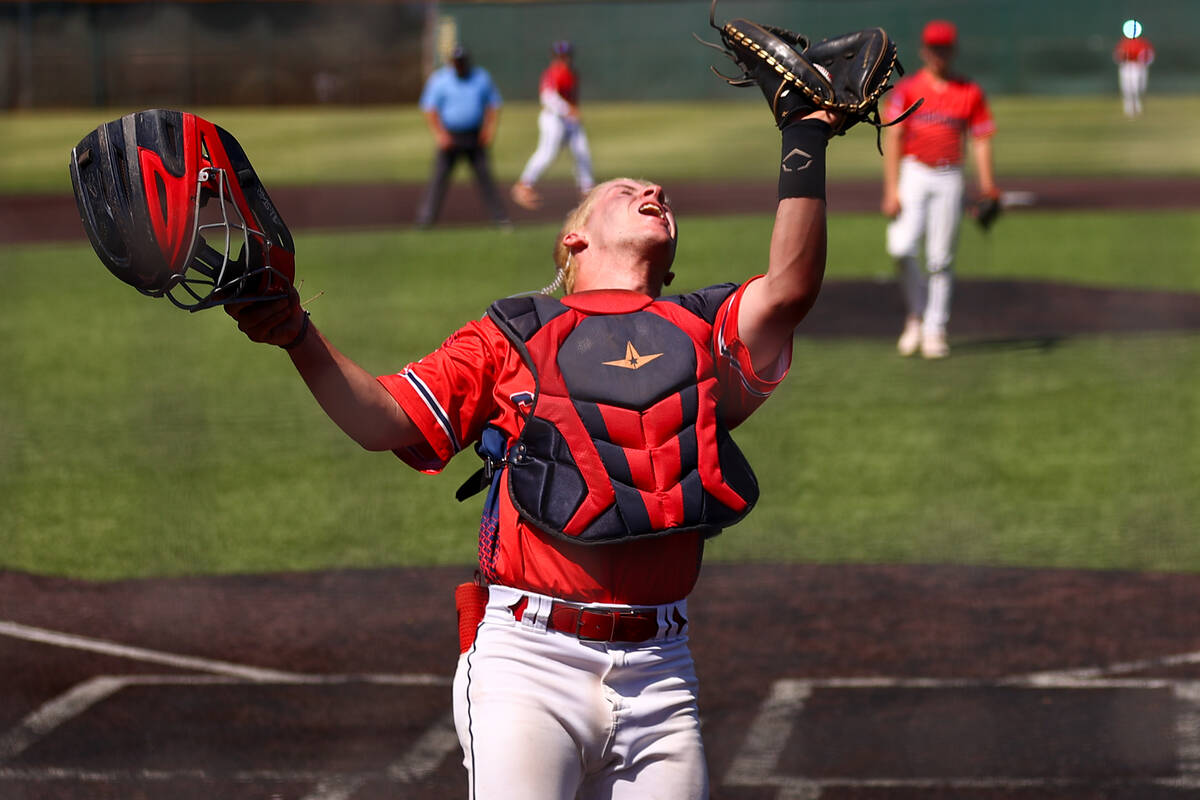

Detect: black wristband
[778, 119, 830, 201]
[280, 310, 311, 351]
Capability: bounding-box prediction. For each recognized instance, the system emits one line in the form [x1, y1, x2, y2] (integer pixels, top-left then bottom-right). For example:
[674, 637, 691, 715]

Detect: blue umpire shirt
[419, 65, 503, 134]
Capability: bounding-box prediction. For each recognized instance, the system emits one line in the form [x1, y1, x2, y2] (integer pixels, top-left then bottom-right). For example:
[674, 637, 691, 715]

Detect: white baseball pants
[1118, 62, 1149, 117]
[518, 110, 595, 193]
[886, 156, 965, 337]
[454, 585, 707, 800]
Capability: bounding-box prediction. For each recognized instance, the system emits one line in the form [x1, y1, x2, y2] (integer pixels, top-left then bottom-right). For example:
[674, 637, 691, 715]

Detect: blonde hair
[549, 178, 652, 294]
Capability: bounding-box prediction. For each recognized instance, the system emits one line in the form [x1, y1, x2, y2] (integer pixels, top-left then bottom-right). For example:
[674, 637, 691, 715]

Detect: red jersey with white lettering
[884, 69, 995, 168]
[540, 61, 579, 105]
[1114, 37, 1155, 65]
[376, 278, 788, 605]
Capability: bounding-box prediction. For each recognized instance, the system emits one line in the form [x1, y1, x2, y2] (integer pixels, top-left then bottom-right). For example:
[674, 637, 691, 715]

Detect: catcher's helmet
[69, 109, 295, 311]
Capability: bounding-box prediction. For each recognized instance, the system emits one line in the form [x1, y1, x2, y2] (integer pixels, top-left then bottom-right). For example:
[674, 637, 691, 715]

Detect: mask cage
[166, 165, 291, 312]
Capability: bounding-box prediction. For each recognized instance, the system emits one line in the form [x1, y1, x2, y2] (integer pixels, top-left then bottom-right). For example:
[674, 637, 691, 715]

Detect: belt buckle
[576, 606, 652, 642]
[574, 608, 655, 642]
[575, 608, 621, 642]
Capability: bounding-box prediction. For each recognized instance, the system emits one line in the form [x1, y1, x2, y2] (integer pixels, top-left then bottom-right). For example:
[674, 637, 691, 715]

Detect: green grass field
[2, 100, 1199, 580]
[5, 96, 1200, 193]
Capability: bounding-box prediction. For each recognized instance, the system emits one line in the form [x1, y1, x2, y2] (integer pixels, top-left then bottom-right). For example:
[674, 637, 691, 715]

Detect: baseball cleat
[510, 182, 542, 211]
[897, 318, 922, 357]
[921, 330, 950, 359]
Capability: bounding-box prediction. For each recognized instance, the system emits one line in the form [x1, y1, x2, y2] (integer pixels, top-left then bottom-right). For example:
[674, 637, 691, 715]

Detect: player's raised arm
[225, 292, 421, 453]
[737, 115, 833, 375]
[698, 13, 914, 374]
[67, 108, 421, 455]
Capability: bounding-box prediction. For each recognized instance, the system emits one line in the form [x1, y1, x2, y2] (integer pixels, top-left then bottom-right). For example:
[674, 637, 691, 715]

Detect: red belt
[509, 596, 676, 643]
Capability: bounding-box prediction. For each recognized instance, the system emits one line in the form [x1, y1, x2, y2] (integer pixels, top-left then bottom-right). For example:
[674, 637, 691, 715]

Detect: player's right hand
[881, 192, 901, 218]
[225, 287, 307, 348]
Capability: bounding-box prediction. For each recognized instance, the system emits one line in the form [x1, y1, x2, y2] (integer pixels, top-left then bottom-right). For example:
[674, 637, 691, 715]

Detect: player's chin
[642, 215, 675, 241]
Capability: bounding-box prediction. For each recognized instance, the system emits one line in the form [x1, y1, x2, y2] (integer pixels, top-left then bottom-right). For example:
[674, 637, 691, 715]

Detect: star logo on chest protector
[603, 341, 664, 370]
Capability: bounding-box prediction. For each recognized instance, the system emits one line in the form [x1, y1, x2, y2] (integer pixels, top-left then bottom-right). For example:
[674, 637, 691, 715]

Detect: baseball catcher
[70, 109, 296, 314]
[696, 0, 921, 150]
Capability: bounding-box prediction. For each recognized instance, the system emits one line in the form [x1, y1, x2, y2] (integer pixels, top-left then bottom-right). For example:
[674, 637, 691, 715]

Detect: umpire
[416, 46, 511, 228]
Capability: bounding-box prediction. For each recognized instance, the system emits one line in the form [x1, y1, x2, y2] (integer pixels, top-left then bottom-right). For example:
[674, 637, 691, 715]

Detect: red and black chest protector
[482, 284, 759, 544]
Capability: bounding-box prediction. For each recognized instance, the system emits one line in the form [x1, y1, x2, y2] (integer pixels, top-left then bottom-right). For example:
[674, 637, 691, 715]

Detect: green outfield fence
[0, 0, 1194, 109]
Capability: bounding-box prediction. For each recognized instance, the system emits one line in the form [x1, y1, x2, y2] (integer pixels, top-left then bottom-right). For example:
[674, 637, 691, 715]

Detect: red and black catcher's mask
[69, 109, 295, 311]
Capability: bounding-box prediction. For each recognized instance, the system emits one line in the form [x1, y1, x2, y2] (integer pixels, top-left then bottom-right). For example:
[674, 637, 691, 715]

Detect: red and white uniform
[1114, 37, 1155, 117]
[885, 69, 995, 338]
[517, 59, 595, 193]
[378, 278, 784, 604]
[376, 278, 788, 799]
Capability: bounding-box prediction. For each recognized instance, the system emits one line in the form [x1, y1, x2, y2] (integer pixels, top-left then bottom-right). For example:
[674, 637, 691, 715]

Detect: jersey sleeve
[481, 70, 502, 109]
[882, 76, 916, 125]
[711, 275, 791, 429]
[418, 71, 443, 113]
[376, 317, 505, 473]
[967, 83, 996, 139]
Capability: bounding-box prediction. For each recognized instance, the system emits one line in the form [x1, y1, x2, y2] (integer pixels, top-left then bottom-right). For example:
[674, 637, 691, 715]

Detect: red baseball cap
[922, 20, 957, 47]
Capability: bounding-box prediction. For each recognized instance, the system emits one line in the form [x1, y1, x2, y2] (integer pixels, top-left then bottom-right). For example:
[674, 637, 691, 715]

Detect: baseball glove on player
[70, 108, 295, 311]
[697, 0, 921, 147]
[973, 194, 1003, 232]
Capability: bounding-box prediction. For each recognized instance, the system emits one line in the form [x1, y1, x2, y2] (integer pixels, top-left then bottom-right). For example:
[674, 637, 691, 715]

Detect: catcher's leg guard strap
[778, 119, 829, 201]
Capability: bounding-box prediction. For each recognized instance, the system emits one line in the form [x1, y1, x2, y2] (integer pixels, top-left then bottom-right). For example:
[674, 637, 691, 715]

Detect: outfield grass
[2, 210, 1198, 579]
[6, 95, 1200, 194]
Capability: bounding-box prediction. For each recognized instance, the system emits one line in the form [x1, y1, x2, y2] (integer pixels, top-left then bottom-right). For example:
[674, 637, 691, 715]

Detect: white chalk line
[0, 619, 457, 796]
[0, 619, 448, 685]
[1015, 648, 1200, 684]
[0, 619, 304, 682]
[11, 616, 1200, 796]
[726, 675, 1200, 799]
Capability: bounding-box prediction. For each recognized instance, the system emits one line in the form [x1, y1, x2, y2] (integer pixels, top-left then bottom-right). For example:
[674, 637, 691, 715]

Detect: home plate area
[4, 655, 1200, 798]
[725, 676, 1195, 798]
[8, 563, 1200, 799]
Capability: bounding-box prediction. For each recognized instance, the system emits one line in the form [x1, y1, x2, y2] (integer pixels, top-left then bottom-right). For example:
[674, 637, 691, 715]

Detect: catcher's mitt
[70, 108, 295, 312]
[973, 194, 1002, 232]
[697, 0, 921, 148]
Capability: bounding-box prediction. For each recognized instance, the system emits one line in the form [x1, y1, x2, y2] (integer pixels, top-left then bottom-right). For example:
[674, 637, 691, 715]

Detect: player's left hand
[972, 191, 1003, 232]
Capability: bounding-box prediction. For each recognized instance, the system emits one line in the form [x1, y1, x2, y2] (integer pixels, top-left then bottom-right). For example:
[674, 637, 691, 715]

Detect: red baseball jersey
[1114, 37, 1155, 64]
[540, 61, 579, 105]
[884, 69, 995, 168]
[376, 278, 789, 605]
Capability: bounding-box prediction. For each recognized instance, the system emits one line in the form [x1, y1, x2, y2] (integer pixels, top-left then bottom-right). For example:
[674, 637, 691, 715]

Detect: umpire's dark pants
[416, 129, 509, 227]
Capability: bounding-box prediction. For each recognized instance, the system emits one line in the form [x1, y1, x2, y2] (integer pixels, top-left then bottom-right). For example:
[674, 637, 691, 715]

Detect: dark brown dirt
[4, 178, 1200, 799]
[5, 564, 1200, 798]
[8, 176, 1200, 244]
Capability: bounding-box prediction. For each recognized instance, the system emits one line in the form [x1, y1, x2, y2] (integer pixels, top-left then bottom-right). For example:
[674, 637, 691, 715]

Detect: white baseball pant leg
[1118, 62, 1148, 116]
[886, 157, 964, 337]
[519, 109, 569, 187]
[564, 118, 595, 193]
[454, 586, 708, 800]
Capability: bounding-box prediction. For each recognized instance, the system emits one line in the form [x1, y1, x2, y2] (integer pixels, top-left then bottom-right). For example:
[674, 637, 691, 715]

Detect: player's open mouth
[638, 202, 666, 219]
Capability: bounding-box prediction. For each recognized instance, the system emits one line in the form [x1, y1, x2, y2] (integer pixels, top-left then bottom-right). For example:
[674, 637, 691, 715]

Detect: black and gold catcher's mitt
[697, 0, 921, 146]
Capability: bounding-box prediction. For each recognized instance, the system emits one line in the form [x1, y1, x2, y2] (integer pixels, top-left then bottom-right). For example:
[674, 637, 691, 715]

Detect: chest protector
[484, 285, 759, 545]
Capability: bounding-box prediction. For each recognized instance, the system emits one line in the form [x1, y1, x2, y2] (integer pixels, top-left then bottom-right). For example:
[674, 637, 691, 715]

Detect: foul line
[0, 619, 447, 685]
[1013, 649, 1200, 684]
[0, 619, 304, 682]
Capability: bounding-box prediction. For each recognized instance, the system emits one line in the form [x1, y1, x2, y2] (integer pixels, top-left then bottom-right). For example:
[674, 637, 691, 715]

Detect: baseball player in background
[511, 40, 595, 211]
[1114, 22, 1155, 118]
[227, 102, 844, 798]
[881, 20, 999, 359]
